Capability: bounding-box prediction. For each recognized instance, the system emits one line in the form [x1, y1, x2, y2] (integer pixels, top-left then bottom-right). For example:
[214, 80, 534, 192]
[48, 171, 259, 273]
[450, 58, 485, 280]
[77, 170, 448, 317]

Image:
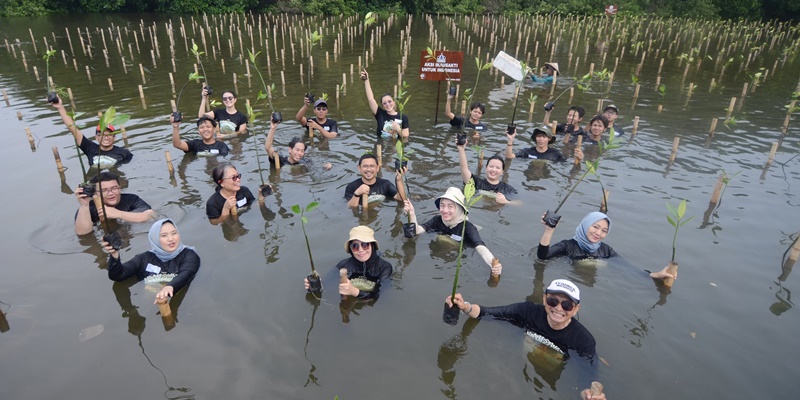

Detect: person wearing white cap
[303, 226, 392, 299]
[446, 278, 597, 362]
[403, 187, 502, 274]
[295, 96, 338, 139]
[530, 62, 559, 85]
[602, 105, 625, 137]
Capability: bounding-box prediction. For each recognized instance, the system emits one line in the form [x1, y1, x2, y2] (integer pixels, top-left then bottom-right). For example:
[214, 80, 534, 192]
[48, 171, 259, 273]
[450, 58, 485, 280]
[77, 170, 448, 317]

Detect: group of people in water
[51, 61, 679, 398]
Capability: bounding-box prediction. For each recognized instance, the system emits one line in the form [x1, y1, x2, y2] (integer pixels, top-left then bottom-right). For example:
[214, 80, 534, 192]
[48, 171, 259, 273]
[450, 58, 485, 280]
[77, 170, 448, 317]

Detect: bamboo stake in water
[726, 97, 736, 121]
[2, 90, 10, 106]
[709, 118, 718, 136]
[766, 142, 778, 166]
[710, 173, 724, 204]
[52, 147, 66, 173]
[669, 137, 680, 162]
[573, 135, 583, 165]
[165, 151, 174, 174]
[25, 128, 35, 150]
[599, 189, 610, 213]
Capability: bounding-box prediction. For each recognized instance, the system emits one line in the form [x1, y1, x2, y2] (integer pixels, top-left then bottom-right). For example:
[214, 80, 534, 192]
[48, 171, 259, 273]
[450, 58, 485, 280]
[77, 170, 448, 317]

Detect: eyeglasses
[349, 241, 371, 251]
[546, 296, 575, 311]
[100, 186, 120, 195]
[223, 173, 242, 181]
[222, 96, 235, 101]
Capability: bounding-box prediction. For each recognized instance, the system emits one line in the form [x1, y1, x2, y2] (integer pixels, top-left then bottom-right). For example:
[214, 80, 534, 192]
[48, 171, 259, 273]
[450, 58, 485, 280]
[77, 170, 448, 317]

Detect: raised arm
[264, 120, 279, 159]
[170, 115, 189, 152]
[445, 93, 456, 120]
[394, 167, 407, 202]
[403, 199, 427, 235]
[505, 128, 518, 159]
[295, 96, 310, 125]
[361, 70, 379, 115]
[543, 107, 553, 125]
[457, 139, 472, 182]
[52, 99, 84, 144]
[198, 88, 214, 118]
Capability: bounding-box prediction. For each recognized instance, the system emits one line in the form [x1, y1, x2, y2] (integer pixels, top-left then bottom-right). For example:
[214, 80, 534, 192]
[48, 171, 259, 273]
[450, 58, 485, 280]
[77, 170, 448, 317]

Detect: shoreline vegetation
[1, 0, 798, 22]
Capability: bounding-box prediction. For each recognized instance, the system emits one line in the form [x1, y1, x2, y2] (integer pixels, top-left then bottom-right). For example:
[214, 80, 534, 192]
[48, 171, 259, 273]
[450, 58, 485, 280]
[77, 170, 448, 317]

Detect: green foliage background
[1, 0, 798, 21]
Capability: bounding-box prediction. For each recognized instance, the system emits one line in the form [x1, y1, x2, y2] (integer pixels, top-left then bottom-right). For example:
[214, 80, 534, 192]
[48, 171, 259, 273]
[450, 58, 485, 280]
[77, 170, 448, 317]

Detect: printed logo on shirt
[449, 234, 463, 242]
[525, 330, 565, 356]
[477, 190, 497, 198]
[197, 150, 219, 157]
[367, 194, 386, 203]
[93, 155, 118, 168]
[219, 120, 237, 134]
[145, 263, 162, 274]
[144, 273, 177, 284]
[236, 198, 248, 207]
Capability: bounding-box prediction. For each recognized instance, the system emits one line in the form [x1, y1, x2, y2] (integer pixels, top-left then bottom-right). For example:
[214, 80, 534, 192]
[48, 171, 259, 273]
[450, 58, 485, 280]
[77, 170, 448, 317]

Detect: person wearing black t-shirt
[445, 91, 486, 138]
[199, 89, 248, 139]
[74, 172, 155, 235]
[403, 187, 502, 275]
[456, 136, 517, 204]
[295, 97, 338, 139]
[52, 97, 133, 168]
[543, 104, 586, 141]
[205, 163, 265, 224]
[264, 120, 332, 170]
[506, 125, 570, 163]
[362, 69, 410, 139]
[602, 104, 625, 137]
[344, 154, 405, 207]
[171, 115, 229, 156]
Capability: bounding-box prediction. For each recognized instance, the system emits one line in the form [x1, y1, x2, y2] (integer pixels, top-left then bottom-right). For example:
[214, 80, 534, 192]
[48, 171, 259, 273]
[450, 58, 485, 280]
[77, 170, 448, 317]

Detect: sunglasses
[315, 106, 327, 111]
[349, 241, 371, 251]
[223, 173, 242, 181]
[222, 96, 235, 101]
[546, 296, 575, 312]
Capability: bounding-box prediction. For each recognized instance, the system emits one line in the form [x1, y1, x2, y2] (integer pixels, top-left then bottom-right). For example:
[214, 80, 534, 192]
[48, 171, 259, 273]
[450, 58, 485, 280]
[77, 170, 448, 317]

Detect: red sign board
[419, 50, 463, 82]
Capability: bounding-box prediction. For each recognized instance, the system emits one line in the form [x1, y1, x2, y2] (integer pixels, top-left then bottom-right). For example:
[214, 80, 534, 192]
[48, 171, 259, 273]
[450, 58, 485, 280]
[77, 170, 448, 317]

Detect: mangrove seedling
[192, 43, 213, 98]
[292, 201, 321, 293]
[360, 12, 377, 74]
[395, 140, 415, 237]
[543, 132, 618, 228]
[94, 106, 131, 245]
[43, 50, 65, 104]
[506, 61, 529, 136]
[443, 179, 482, 325]
[173, 69, 204, 123]
[664, 199, 694, 287]
[305, 30, 323, 104]
[245, 102, 273, 197]
[248, 50, 281, 123]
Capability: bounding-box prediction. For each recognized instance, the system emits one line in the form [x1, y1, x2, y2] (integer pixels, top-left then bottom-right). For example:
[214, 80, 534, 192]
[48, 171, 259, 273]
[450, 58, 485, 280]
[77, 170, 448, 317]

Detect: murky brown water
[1, 13, 798, 399]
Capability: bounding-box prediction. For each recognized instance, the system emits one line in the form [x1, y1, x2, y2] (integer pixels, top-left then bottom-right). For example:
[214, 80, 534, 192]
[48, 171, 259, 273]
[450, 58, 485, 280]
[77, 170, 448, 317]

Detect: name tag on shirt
[450, 234, 463, 242]
[324, 126, 330, 131]
[236, 198, 248, 207]
[527, 155, 539, 159]
[474, 125, 484, 130]
[145, 263, 162, 274]
[210, 149, 219, 154]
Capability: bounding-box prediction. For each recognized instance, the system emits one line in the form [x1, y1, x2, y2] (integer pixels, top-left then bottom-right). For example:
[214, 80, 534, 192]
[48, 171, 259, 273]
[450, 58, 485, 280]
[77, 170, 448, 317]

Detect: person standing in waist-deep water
[74, 171, 156, 235]
[456, 135, 518, 205]
[206, 163, 267, 224]
[264, 120, 332, 170]
[295, 96, 338, 139]
[344, 154, 406, 208]
[602, 104, 625, 137]
[171, 115, 229, 156]
[505, 125, 567, 163]
[538, 211, 675, 280]
[530, 62, 559, 85]
[544, 104, 586, 140]
[304, 226, 393, 299]
[361, 69, 410, 139]
[51, 96, 132, 167]
[198, 88, 248, 139]
[445, 90, 486, 138]
[403, 187, 502, 275]
[103, 219, 200, 304]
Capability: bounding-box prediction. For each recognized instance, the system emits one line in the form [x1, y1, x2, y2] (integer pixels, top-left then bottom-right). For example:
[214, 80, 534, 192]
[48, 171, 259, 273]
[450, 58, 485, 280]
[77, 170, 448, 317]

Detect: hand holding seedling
[201, 87, 210, 98]
[649, 265, 676, 280]
[169, 114, 180, 127]
[354, 184, 371, 197]
[360, 69, 369, 81]
[75, 186, 92, 206]
[574, 147, 584, 161]
[154, 286, 173, 304]
[101, 240, 120, 260]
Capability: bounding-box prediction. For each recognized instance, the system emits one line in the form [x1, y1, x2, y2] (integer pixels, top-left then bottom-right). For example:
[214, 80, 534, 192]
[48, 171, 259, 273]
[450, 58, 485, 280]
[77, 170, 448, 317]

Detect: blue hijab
[573, 212, 612, 253]
[148, 219, 192, 262]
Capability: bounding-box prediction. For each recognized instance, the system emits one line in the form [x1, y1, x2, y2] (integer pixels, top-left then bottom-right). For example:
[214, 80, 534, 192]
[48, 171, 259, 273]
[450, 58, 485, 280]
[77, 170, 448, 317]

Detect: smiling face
[96, 129, 116, 150]
[158, 222, 181, 252]
[198, 120, 215, 142]
[349, 240, 373, 262]
[96, 180, 121, 206]
[219, 167, 241, 193]
[590, 120, 606, 136]
[288, 142, 306, 163]
[380, 95, 396, 113]
[469, 107, 484, 122]
[566, 110, 582, 126]
[586, 219, 609, 243]
[535, 133, 550, 149]
[222, 91, 237, 108]
[438, 198, 462, 224]
[313, 105, 328, 120]
[542, 293, 580, 330]
[358, 157, 378, 183]
[485, 159, 503, 182]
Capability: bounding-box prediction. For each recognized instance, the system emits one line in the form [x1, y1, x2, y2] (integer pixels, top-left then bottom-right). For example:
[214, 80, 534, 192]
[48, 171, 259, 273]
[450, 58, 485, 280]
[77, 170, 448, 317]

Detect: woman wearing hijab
[103, 219, 201, 303]
[304, 226, 393, 299]
[404, 187, 502, 275]
[537, 211, 674, 279]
